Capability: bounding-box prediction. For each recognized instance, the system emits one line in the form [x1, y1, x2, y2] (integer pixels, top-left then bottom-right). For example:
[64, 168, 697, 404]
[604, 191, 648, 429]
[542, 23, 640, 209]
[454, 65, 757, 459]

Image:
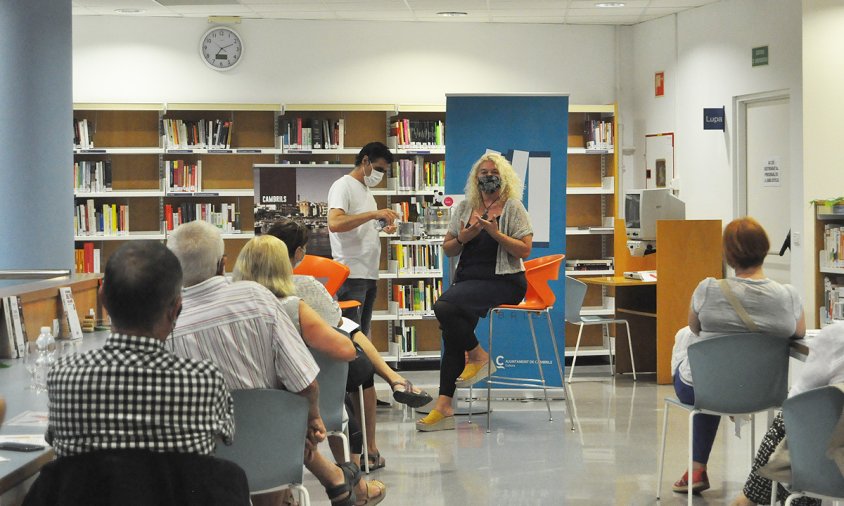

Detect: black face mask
[478, 175, 501, 194]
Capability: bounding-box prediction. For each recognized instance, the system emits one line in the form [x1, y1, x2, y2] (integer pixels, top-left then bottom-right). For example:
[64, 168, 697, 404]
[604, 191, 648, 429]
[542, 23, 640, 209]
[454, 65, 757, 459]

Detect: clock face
[200, 27, 243, 71]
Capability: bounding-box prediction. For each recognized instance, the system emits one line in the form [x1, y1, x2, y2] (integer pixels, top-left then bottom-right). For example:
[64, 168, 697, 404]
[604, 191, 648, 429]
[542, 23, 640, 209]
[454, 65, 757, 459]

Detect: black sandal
[391, 379, 433, 408]
[325, 462, 360, 506]
[366, 451, 385, 471]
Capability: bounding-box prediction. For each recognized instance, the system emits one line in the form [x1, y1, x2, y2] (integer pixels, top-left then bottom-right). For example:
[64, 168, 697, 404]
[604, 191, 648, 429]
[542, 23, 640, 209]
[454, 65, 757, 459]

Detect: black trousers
[434, 277, 526, 398]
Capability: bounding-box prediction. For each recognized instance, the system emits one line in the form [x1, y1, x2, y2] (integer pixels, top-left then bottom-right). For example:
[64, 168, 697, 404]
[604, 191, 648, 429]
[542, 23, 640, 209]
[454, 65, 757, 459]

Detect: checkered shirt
[46, 333, 235, 457]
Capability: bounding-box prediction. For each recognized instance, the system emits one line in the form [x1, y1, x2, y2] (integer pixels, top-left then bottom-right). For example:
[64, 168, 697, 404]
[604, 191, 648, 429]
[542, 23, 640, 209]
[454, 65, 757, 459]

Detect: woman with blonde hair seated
[670, 217, 805, 495]
[233, 235, 386, 506]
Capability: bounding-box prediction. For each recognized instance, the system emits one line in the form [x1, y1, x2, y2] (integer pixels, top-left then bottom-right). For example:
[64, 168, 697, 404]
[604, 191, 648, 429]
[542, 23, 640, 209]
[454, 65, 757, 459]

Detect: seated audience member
[166, 221, 382, 506]
[670, 217, 805, 495]
[730, 323, 844, 506]
[231, 235, 386, 498]
[265, 219, 432, 469]
[46, 241, 234, 456]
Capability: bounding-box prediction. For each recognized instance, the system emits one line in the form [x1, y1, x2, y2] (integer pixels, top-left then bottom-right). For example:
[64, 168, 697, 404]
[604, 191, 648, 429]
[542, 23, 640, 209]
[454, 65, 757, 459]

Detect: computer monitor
[624, 188, 686, 241]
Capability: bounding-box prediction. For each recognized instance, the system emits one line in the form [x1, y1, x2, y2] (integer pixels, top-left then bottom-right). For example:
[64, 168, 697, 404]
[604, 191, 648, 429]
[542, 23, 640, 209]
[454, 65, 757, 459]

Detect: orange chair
[472, 254, 575, 432]
[293, 255, 362, 311]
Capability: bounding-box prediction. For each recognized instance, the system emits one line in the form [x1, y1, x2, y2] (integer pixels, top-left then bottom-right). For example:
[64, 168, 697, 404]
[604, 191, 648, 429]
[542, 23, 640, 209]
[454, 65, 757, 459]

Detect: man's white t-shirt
[327, 174, 379, 280]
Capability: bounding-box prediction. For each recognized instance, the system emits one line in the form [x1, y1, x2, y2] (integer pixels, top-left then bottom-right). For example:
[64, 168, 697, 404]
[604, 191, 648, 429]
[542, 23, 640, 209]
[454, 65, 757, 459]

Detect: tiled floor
[302, 370, 782, 505]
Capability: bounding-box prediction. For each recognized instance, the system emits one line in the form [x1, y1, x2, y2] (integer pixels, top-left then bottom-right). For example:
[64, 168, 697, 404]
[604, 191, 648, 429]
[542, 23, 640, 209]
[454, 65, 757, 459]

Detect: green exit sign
[752, 46, 769, 67]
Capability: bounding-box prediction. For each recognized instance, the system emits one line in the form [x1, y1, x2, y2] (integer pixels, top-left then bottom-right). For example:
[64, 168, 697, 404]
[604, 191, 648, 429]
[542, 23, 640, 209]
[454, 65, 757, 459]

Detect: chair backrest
[310, 349, 349, 433]
[215, 389, 308, 495]
[783, 386, 844, 498]
[293, 254, 350, 296]
[521, 254, 565, 309]
[687, 333, 790, 414]
[564, 275, 588, 324]
[23, 450, 250, 506]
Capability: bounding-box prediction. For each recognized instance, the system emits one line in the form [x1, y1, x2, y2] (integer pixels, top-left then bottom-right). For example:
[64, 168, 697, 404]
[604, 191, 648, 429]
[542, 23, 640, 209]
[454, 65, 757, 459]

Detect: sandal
[366, 450, 385, 471]
[455, 361, 497, 388]
[325, 462, 360, 506]
[391, 379, 433, 408]
[356, 479, 386, 506]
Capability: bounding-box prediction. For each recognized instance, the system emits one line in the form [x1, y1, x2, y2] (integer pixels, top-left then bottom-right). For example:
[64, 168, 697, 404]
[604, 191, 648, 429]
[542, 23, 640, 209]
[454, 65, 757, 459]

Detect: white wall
[626, 0, 804, 302]
[73, 16, 618, 105]
[803, 0, 844, 326]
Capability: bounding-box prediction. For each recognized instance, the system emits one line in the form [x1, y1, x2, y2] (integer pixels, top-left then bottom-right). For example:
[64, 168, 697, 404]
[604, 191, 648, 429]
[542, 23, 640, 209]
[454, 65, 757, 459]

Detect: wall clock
[199, 26, 243, 71]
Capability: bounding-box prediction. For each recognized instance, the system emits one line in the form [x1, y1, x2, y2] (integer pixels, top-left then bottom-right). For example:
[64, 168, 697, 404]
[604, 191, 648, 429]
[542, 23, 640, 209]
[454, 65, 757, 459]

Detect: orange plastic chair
[292, 255, 362, 311]
[469, 254, 575, 432]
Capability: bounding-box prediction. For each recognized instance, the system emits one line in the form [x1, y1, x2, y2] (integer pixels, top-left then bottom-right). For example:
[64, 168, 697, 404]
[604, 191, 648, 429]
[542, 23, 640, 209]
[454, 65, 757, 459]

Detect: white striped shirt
[166, 276, 319, 393]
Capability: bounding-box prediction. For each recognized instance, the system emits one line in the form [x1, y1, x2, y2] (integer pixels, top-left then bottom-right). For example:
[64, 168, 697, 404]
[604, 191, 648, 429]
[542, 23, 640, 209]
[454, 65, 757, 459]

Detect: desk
[582, 276, 658, 375]
[0, 332, 107, 503]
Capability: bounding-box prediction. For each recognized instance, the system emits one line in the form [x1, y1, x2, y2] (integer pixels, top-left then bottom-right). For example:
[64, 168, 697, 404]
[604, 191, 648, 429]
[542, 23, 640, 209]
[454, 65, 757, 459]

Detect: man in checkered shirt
[46, 242, 234, 457]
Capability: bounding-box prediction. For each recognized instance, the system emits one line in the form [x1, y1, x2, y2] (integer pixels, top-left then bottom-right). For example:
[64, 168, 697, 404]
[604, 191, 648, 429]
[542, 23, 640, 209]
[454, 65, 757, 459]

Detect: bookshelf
[814, 202, 844, 327]
[564, 104, 619, 350]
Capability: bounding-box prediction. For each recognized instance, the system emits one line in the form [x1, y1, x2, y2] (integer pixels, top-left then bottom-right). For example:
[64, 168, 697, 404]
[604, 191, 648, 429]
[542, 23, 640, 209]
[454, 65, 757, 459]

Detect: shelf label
[236, 149, 262, 154]
[207, 149, 233, 154]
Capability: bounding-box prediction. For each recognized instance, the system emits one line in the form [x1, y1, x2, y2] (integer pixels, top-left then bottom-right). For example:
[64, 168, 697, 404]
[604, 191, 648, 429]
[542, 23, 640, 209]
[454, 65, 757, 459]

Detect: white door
[743, 96, 791, 284]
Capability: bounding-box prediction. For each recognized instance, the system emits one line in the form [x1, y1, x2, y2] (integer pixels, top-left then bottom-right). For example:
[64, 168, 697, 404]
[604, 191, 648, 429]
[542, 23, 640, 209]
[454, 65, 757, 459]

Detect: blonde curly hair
[463, 153, 524, 210]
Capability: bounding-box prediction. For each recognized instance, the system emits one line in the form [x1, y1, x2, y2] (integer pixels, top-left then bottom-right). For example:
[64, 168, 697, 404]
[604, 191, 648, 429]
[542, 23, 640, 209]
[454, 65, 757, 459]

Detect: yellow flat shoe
[455, 361, 497, 388]
[416, 409, 455, 432]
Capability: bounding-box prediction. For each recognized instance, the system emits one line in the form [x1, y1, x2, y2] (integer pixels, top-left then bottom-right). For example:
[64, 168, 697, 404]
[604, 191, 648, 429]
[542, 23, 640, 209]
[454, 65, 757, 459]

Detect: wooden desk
[582, 276, 658, 375]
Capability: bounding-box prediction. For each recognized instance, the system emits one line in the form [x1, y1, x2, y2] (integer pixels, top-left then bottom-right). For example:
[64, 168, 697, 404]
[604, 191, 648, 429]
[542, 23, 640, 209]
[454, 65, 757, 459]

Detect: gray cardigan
[447, 198, 533, 275]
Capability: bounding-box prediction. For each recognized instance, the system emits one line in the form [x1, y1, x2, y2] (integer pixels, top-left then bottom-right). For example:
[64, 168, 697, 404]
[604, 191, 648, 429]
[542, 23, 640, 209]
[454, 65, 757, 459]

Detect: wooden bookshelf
[564, 105, 618, 353]
[814, 202, 844, 327]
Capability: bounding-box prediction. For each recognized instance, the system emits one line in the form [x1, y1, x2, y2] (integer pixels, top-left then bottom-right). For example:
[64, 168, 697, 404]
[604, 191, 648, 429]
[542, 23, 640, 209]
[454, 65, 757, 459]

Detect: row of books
[0, 296, 26, 359]
[74, 160, 113, 193]
[392, 157, 445, 191]
[75, 243, 102, 274]
[278, 117, 345, 151]
[166, 160, 202, 193]
[164, 203, 240, 232]
[394, 323, 419, 354]
[392, 280, 443, 315]
[820, 224, 844, 268]
[162, 119, 233, 149]
[584, 119, 614, 150]
[392, 243, 443, 275]
[75, 201, 129, 236]
[390, 197, 444, 224]
[73, 118, 94, 148]
[821, 276, 844, 326]
[387, 119, 444, 148]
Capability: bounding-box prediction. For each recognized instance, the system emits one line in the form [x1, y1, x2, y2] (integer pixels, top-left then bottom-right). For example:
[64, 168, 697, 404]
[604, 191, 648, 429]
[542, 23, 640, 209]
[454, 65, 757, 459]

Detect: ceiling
[71, 0, 722, 25]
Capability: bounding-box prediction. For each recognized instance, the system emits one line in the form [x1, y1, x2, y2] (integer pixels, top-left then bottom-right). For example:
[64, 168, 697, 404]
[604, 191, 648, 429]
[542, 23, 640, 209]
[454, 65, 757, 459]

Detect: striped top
[166, 276, 319, 393]
[47, 333, 234, 457]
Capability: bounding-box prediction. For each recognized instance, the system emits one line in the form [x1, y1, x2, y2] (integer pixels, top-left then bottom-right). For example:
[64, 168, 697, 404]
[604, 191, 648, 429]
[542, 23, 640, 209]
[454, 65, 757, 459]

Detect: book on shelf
[392, 157, 445, 191]
[392, 279, 443, 315]
[74, 243, 101, 274]
[73, 118, 94, 149]
[820, 223, 844, 269]
[165, 160, 202, 192]
[74, 200, 129, 237]
[164, 202, 241, 233]
[583, 119, 614, 150]
[1, 296, 26, 359]
[162, 119, 233, 149]
[821, 275, 844, 326]
[73, 160, 113, 193]
[278, 117, 345, 151]
[387, 119, 445, 149]
[394, 322, 417, 354]
[58, 287, 84, 341]
[392, 243, 443, 275]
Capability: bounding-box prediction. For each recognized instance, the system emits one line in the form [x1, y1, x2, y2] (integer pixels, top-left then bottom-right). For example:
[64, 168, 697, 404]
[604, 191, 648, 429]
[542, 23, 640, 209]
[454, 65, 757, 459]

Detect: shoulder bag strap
[718, 279, 760, 332]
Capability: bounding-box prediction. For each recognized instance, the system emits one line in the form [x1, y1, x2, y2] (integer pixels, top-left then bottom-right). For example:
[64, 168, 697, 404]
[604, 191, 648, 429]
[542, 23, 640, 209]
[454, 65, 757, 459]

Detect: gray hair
[167, 221, 225, 287]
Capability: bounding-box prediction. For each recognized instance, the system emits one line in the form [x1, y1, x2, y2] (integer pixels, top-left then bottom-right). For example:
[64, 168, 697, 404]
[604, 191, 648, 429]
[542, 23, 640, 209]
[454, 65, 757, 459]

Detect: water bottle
[34, 326, 55, 392]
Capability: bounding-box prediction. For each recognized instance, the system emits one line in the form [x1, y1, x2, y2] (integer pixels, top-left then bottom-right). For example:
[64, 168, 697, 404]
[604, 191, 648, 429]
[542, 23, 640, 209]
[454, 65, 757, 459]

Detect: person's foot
[365, 450, 385, 471]
[672, 468, 710, 494]
[355, 478, 386, 505]
[416, 409, 455, 432]
[390, 379, 433, 408]
[455, 360, 497, 388]
[729, 492, 757, 506]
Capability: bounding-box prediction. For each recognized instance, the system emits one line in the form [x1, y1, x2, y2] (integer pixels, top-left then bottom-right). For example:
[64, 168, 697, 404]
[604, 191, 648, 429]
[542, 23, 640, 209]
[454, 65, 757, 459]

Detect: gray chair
[215, 389, 311, 505]
[778, 386, 844, 505]
[655, 333, 791, 505]
[311, 349, 352, 462]
[565, 276, 636, 382]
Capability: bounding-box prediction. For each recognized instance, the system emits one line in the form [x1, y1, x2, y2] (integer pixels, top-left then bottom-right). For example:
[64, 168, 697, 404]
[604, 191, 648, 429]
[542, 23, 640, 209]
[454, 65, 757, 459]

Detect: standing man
[327, 142, 398, 337]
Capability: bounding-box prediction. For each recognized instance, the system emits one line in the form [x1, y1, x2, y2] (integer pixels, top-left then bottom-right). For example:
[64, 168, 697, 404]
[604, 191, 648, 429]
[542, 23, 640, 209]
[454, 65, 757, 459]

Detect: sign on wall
[752, 46, 769, 67]
[703, 107, 726, 131]
[655, 71, 665, 97]
[762, 156, 781, 187]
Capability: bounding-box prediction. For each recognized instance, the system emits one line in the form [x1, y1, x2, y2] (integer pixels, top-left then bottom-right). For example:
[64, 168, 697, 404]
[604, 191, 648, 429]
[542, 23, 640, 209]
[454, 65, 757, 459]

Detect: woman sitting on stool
[670, 217, 805, 494]
[416, 152, 533, 432]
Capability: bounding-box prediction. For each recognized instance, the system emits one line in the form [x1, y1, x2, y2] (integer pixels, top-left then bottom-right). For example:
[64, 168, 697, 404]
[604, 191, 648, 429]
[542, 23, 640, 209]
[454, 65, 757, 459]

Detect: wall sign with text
[703, 107, 725, 131]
